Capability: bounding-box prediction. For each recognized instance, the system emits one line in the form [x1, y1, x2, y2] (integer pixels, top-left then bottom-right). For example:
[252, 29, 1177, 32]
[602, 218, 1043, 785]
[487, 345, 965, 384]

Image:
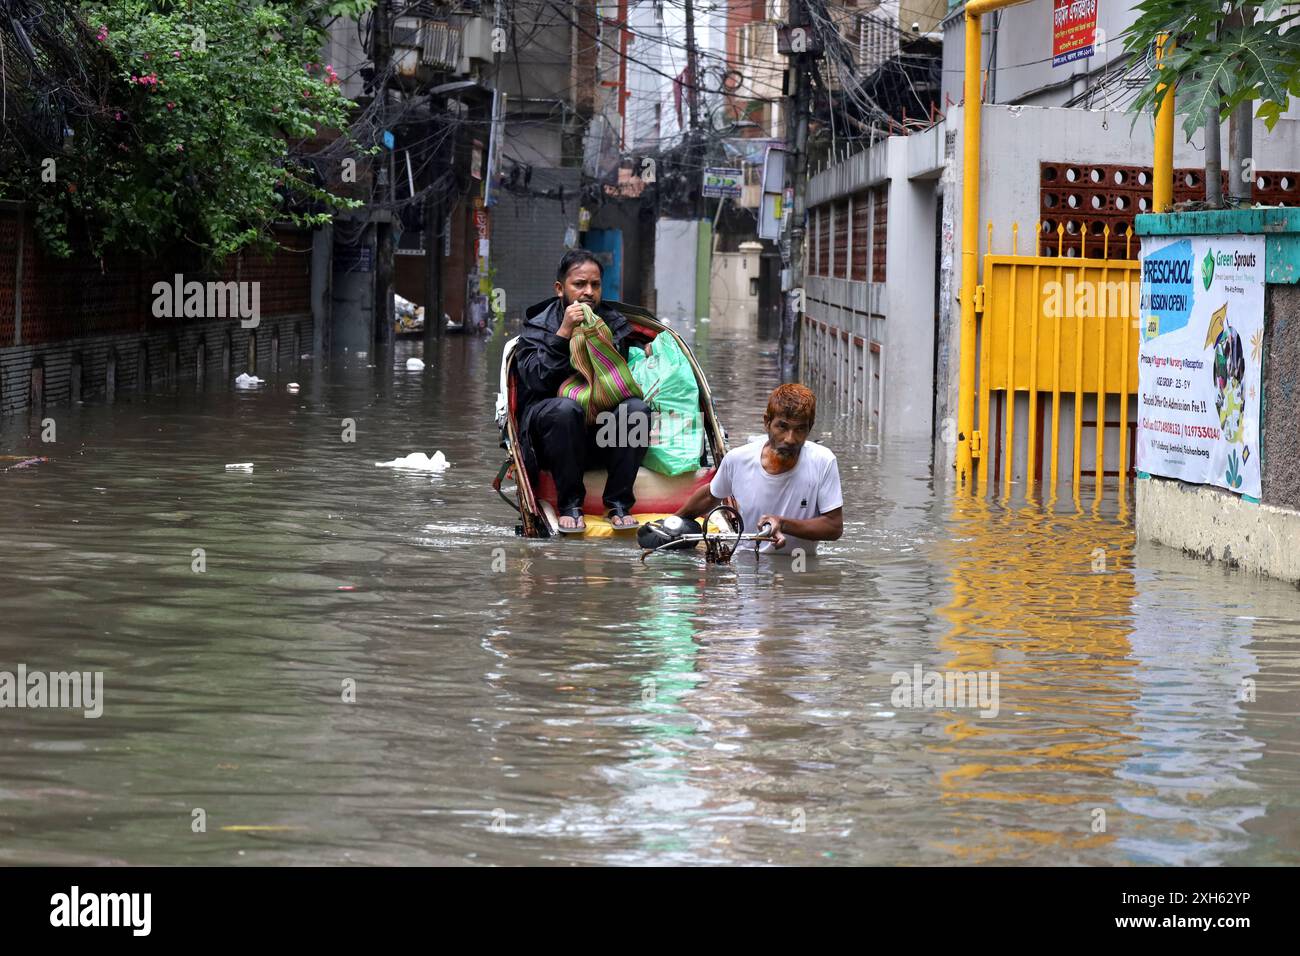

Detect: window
[749, 277, 760, 296]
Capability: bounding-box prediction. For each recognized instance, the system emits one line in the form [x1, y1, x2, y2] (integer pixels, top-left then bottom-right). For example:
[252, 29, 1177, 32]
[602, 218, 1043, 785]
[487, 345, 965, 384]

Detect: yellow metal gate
[973, 223, 1141, 499]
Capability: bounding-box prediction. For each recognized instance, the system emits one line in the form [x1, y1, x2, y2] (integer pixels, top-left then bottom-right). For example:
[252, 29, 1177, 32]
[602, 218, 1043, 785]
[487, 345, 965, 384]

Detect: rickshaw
[492, 301, 730, 538]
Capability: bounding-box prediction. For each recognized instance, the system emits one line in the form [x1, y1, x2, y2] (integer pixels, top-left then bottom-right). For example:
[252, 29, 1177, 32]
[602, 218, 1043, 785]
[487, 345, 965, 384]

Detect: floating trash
[220, 825, 306, 833]
[234, 373, 263, 388]
[2, 456, 48, 472]
[406, 357, 425, 371]
[225, 463, 254, 472]
[287, 382, 300, 392]
[375, 451, 449, 473]
[395, 294, 425, 334]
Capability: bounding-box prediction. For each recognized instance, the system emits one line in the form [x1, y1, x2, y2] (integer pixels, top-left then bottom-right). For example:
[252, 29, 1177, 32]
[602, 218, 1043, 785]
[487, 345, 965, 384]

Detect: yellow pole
[956, 1, 1035, 489]
[1153, 33, 1175, 212]
[957, 11, 983, 486]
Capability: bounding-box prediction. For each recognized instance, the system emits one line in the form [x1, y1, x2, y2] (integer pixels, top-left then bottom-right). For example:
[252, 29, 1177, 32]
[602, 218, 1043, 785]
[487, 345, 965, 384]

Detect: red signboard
[1052, 0, 1099, 67]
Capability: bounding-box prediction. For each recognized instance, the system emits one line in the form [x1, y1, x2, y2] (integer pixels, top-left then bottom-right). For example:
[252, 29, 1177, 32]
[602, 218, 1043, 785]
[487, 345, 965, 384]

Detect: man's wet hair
[765, 383, 816, 426]
[556, 249, 603, 283]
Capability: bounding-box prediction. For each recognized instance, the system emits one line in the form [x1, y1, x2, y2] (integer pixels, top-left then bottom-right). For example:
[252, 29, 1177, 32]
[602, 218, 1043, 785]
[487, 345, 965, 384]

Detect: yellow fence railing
[974, 222, 1142, 500]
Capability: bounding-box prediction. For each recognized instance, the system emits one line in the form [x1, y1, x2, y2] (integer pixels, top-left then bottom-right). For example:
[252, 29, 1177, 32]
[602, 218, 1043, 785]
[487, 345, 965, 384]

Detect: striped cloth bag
[558, 304, 643, 425]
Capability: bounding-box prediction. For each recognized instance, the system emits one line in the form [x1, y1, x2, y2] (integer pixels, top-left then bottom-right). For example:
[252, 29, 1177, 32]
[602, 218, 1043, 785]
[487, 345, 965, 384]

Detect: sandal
[557, 509, 587, 534]
[605, 505, 640, 531]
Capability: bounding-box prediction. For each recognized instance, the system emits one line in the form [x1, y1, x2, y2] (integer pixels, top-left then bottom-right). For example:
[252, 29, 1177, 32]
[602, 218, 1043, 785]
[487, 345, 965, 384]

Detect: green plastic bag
[627, 334, 704, 475]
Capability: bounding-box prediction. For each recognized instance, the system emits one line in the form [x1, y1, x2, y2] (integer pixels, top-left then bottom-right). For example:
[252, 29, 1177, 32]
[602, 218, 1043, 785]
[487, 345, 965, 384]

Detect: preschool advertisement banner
[1137, 234, 1265, 498]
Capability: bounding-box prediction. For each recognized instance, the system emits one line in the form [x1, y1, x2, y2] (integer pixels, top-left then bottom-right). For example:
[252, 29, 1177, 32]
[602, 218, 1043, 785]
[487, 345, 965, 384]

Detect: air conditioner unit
[420, 20, 465, 72]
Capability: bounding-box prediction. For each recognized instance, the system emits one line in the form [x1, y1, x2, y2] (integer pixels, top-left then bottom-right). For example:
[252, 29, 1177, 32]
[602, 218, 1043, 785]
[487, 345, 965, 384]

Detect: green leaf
[1125, 0, 1300, 139]
[1256, 100, 1284, 130]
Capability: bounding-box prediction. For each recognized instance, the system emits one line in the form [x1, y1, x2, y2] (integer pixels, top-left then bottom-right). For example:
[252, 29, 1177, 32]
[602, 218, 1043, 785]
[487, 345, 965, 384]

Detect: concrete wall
[803, 132, 939, 442]
[1136, 478, 1300, 585]
[942, 1, 1300, 119]
[331, 224, 375, 353]
[1262, 283, 1300, 513]
[710, 244, 763, 328]
[882, 138, 938, 439]
[654, 219, 704, 323]
[485, 0, 575, 118]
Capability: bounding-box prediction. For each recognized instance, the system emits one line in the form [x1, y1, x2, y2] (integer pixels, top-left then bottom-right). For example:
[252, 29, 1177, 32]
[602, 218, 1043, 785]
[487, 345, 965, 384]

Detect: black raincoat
[513, 296, 635, 483]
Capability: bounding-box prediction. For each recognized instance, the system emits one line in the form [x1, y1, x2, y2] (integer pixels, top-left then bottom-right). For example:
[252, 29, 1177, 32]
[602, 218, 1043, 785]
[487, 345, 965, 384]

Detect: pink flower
[143, 53, 151, 60]
[114, 111, 122, 120]
[176, 144, 184, 152]
[166, 102, 175, 110]
[172, 51, 181, 59]
[96, 25, 108, 42]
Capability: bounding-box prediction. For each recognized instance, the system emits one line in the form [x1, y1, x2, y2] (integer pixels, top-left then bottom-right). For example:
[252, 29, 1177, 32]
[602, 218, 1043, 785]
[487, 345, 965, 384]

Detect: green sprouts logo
[1202, 249, 1215, 290]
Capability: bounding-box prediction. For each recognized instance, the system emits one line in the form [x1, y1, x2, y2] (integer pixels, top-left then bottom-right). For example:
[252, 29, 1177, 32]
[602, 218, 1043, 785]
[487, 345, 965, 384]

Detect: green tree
[1125, 1, 1300, 137]
[1, 0, 373, 261]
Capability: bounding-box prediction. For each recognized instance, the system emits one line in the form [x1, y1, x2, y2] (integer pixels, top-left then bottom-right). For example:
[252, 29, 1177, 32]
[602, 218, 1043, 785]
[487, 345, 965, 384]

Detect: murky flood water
[2, 317, 1298, 866]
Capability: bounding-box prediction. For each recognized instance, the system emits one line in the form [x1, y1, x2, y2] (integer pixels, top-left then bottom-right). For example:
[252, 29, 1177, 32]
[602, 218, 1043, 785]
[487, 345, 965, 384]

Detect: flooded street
[2, 320, 1298, 866]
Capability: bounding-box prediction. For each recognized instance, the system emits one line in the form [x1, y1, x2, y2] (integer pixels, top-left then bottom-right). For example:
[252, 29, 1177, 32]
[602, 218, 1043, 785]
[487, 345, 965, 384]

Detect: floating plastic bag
[627, 334, 703, 475]
[375, 451, 449, 472]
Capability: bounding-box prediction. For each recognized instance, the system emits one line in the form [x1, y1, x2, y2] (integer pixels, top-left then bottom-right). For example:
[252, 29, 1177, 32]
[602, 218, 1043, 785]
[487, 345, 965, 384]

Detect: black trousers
[528, 396, 651, 513]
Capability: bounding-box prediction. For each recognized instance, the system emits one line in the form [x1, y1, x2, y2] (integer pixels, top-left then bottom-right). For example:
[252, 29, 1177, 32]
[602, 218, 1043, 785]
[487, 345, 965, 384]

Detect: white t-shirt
[709, 439, 843, 554]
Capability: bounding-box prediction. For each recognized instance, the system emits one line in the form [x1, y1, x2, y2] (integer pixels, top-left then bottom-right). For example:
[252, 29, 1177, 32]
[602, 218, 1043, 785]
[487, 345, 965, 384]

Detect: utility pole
[423, 103, 444, 345]
[780, 0, 811, 383]
[684, 0, 703, 219]
[372, 0, 395, 350]
[684, 0, 701, 135]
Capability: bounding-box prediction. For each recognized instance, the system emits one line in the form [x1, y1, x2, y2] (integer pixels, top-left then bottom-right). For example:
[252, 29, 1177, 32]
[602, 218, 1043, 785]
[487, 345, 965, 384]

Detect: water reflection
[0, 322, 1296, 865]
